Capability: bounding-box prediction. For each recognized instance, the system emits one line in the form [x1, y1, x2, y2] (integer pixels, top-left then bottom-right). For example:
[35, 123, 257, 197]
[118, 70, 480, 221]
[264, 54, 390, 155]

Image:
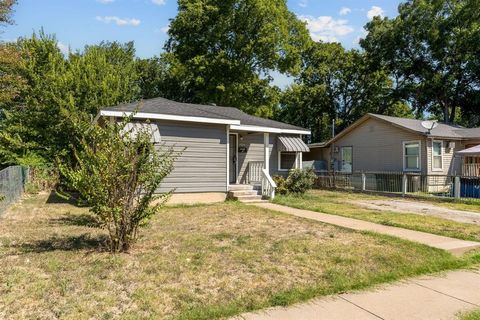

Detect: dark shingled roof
[102, 97, 308, 131]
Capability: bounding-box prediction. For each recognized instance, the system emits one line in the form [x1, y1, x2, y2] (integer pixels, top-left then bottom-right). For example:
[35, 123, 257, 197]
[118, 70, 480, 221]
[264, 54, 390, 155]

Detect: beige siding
[425, 139, 465, 175]
[154, 120, 227, 193]
[331, 118, 427, 173]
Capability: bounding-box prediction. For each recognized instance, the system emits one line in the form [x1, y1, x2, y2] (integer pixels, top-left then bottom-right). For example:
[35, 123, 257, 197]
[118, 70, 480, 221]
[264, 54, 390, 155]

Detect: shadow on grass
[16, 234, 109, 253]
[51, 213, 100, 228]
[46, 190, 89, 207]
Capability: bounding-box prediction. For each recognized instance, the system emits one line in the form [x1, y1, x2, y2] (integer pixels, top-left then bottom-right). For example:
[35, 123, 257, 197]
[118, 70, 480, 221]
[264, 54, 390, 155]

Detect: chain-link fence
[0, 166, 28, 216]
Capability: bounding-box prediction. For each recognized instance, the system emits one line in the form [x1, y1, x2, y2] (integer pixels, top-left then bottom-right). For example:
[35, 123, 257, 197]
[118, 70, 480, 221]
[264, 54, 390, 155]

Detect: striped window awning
[278, 136, 310, 152]
[122, 122, 161, 143]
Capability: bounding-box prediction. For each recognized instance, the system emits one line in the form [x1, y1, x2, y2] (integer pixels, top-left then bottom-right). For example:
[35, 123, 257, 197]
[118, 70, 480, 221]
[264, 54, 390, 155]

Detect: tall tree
[361, 0, 480, 124]
[0, 33, 142, 165]
[278, 42, 411, 143]
[0, 0, 25, 106]
[68, 41, 140, 115]
[164, 0, 310, 116]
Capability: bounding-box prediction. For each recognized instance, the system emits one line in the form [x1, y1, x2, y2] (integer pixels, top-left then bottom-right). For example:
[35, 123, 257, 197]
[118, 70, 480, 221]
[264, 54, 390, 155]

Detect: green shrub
[17, 153, 59, 194]
[285, 168, 317, 194]
[60, 115, 179, 252]
[273, 175, 288, 195]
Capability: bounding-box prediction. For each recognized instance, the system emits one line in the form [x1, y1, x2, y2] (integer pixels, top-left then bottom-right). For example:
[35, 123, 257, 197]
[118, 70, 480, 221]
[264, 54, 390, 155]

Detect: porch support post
[264, 132, 269, 172]
[226, 125, 230, 192]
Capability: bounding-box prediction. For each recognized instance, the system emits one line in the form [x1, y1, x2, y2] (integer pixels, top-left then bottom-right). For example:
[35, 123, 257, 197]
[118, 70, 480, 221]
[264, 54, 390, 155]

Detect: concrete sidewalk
[253, 203, 480, 256]
[236, 269, 480, 320]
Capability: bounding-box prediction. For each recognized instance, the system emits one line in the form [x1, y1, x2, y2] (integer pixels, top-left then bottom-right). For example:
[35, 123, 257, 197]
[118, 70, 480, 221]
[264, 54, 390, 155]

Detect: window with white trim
[279, 152, 296, 171]
[404, 141, 420, 171]
[432, 141, 443, 170]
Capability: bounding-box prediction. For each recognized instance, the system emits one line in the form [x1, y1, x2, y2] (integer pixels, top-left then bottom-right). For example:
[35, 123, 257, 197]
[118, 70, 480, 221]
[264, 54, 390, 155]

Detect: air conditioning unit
[446, 141, 456, 149]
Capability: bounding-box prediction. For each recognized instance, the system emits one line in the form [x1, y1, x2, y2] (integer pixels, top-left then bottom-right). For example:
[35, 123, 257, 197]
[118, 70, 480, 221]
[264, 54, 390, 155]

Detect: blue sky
[2, 0, 401, 86]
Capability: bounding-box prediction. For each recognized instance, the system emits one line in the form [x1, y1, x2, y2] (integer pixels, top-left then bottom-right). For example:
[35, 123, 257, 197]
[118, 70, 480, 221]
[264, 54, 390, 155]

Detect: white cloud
[367, 6, 385, 20]
[96, 16, 141, 26]
[299, 15, 354, 43]
[151, 0, 166, 5]
[57, 42, 70, 55]
[160, 25, 169, 33]
[97, 0, 114, 3]
[339, 7, 351, 16]
[298, 0, 308, 8]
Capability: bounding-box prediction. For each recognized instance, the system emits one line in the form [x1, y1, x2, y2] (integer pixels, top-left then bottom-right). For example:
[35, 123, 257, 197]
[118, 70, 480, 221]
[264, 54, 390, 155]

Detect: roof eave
[230, 124, 310, 135]
[99, 110, 241, 125]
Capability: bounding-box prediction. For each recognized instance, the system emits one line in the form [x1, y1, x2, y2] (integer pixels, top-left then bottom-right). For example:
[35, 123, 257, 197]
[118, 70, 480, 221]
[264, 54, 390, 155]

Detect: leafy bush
[17, 153, 59, 194]
[285, 168, 317, 194]
[273, 175, 288, 195]
[60, 116, 179, 252]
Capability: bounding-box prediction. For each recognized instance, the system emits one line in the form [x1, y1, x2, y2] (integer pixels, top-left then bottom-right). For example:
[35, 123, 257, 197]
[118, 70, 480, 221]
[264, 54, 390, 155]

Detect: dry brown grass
[0, 193, 471, 319]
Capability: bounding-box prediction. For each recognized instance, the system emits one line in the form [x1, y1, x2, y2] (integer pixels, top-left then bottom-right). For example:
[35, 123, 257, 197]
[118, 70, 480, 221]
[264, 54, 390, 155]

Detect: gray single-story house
[305, 113, 480, 177]
[97, 97, 310, 203]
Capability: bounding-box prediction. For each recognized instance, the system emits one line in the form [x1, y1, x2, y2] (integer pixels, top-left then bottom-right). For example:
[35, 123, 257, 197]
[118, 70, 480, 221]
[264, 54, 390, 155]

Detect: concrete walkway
[253, 203, 480, 256]
[236, 269, 480, 320]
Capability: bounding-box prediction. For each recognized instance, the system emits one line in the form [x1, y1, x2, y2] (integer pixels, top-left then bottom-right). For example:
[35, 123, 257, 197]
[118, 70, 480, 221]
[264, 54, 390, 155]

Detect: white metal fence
[315, 171, 480, 201]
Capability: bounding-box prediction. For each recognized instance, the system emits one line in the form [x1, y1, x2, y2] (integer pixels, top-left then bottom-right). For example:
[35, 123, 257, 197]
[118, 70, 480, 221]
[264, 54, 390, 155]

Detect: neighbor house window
[279, 152, 297, 171]
[403, 141, 421, 171]
[432, 141, 443, 171]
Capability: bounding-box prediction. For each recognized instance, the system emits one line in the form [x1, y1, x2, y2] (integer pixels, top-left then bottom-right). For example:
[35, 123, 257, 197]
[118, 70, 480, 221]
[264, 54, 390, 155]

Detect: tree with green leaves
[164, 0, 310, 116]
[361, 0, 480, 124]
[60, 115, 177, 252]
[0, 32, 70, 165]
[278, 42, 412, 142]
[68, 41, 140, 115]
[0, 0, 25, 107]
[0, 32, 142, 166]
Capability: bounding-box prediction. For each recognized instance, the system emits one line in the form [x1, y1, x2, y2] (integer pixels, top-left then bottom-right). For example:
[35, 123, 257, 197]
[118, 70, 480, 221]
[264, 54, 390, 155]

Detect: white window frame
[278, 151, 299, 171]
[431, 140, 443, 172]
[403, 140, 422, 172]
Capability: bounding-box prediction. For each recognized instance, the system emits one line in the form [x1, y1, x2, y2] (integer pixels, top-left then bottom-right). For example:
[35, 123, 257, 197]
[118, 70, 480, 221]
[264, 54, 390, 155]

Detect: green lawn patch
[0, 193, 479, 319]
[459, 309, 480, 320]
[274, 190, 480, 242]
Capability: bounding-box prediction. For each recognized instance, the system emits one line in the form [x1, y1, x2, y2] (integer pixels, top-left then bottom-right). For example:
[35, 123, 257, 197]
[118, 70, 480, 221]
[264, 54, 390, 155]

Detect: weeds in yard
[0, 193, 479, 319]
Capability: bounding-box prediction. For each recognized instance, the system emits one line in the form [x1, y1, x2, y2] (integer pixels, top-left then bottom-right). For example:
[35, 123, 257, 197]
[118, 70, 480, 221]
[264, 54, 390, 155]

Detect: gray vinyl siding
[235, 132, 299, 183]
[154, 120, 227, 193]
[331, 118, 427, 173]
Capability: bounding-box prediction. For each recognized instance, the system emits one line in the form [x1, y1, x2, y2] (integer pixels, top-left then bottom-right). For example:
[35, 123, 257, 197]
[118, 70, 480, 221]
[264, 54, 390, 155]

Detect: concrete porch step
[233, 195, 263, 201]
[229, 184, 255, 191]
[228, 190, 260, 197]
[241, 199, 269, 204]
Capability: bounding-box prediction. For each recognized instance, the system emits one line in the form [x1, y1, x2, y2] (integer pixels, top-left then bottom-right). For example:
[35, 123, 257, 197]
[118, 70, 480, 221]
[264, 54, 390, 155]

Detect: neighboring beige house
[305, 114, 480, 177]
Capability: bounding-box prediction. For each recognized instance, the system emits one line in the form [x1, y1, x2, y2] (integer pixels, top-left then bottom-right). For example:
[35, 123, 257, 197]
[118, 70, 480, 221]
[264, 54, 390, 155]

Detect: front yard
[274, 190, 480, 242]
[0, 194, 478, 319]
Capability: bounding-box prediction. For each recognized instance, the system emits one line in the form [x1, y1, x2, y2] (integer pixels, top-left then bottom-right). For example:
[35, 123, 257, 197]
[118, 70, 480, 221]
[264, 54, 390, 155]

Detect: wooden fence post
[402, 174, 408, 197]
[454, 176, 461, 199]
[361, 172, 366, 191]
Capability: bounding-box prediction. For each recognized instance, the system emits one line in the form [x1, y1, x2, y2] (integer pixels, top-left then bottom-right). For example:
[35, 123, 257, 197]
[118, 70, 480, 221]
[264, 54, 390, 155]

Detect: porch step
[228, 184, 265, 203]
[229, 184, 255, 191]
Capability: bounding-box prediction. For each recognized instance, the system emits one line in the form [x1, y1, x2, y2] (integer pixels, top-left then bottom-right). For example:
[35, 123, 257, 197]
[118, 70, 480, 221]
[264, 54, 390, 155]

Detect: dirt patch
[351, 199, 480, 225]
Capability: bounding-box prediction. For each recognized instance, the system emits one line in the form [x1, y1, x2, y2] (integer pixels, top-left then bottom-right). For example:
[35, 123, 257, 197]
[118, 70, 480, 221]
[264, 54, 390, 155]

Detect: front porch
[457, 145, 480, 177]
[226, 129, 309, 199]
